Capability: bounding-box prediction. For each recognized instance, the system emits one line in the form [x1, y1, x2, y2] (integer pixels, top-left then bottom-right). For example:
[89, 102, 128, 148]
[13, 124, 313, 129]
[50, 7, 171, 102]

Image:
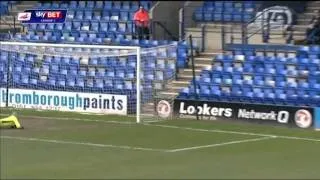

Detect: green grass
[1, 108, 320, 179]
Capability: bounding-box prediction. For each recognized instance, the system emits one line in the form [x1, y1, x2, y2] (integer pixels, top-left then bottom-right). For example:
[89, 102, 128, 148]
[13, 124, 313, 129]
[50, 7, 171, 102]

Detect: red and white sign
[295, 109, 313, 129]
[157, 100, 172, 118]
[17, 12, 31, 21]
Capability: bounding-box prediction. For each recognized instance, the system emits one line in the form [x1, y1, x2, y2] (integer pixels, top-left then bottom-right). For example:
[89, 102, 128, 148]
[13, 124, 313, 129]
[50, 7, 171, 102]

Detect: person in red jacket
[133, 6, 150, 40]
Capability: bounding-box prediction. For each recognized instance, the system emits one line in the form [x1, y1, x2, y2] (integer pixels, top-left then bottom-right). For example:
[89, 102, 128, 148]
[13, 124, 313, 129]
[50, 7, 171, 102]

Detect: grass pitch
[1, 109, 320, 179]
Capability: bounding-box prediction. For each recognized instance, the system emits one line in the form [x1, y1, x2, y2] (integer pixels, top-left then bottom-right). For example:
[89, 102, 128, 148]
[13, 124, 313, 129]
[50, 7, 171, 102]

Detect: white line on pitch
[149, 124, 277, 138]
[150, 124, 320, 142]
[167, 136, 277, 152]
[3, 114, 320, 143]
[0, 136, 168, 152]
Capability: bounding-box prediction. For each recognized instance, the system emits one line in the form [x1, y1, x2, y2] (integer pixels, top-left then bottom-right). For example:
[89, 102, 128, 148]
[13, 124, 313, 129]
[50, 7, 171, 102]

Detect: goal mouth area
[0, 41, 179, 124]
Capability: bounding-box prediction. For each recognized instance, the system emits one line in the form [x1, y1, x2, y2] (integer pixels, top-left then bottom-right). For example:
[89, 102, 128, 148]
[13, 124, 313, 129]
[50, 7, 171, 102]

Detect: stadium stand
[10, 1, 190, 68]
[0, 1, 196, 113]
[0, 1, 17, 16]
[177, 45, 320, 107]
[19, 1, 153, 43]
[194, 1, 256, 23]
[1, 0, 319, 113]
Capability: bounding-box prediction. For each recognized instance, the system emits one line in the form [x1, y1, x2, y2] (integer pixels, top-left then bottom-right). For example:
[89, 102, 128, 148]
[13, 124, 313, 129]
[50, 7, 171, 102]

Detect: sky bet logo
[19, 10, 67, 23]
[35, 11, 63, 19]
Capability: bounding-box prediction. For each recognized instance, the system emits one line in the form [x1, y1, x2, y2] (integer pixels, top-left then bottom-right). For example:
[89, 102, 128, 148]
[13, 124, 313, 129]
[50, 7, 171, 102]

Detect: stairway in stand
[288, 1, 320, 42]
[1, 1, 38, 34]
[141, 50, 223, 117]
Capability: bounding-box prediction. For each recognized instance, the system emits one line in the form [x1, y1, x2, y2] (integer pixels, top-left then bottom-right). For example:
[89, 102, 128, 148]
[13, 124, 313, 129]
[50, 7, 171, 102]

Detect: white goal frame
[0, 41, 142, 123]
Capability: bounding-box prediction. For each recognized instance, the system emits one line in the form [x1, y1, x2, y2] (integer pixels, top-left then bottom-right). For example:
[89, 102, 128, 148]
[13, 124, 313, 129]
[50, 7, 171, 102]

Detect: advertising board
[18, 9, 67, 23]
[315, 108, 320, 131]
[0, 88, 127, 115]
[174, 99, 314, 129]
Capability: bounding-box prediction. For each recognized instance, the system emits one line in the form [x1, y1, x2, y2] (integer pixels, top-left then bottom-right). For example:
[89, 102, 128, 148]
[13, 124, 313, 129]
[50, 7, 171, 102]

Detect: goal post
[0, 41, 177, 123]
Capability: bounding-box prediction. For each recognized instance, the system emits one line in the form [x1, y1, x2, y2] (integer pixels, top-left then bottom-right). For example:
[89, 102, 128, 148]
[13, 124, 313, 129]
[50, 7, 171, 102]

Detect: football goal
[0, 41, 178, 123]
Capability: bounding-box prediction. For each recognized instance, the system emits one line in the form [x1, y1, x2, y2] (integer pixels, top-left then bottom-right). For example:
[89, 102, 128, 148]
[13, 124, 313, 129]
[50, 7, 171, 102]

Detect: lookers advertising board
[174, 99, 314, 129]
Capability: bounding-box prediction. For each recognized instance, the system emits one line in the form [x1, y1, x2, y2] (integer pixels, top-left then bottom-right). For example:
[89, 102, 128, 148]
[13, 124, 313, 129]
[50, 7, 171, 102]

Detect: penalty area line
[150, 124, 320, 143]
[167, 136, 277, 152]
[0, 136, 168, 152]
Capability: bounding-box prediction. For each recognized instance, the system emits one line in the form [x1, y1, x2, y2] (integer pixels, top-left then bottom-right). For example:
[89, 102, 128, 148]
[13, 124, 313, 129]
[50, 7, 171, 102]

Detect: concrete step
[1, 16, 23, 24]
[142, 106, 155, 112]
[12, 3, 38, 11]
[178, 74, 199, 80]
[194, 63, 211, 69]
[146, 102, 154, 106]
[171, 80, 190, 85]
[194, 56, 212, 60]
[308, 2, 320, 7]
[194, 57, 213, 65]
[169, 86, 186, 90]
[178, 68, 202, 73]
[307, 6, 320, 10]
[158, 91, 179, 96]
[295, 20, 310, 25]
[296, 12, 317, 18]
[200, 51, 223, 56]
[290, 25, 309, 32]
[179, 69, 204, 77]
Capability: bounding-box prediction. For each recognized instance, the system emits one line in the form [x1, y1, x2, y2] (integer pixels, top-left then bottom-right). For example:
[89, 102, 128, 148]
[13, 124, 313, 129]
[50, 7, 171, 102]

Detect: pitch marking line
[2, 114, 320, 143]
[151, 124, 320, 142]
[167, 136, 277, 152]
[0, 136, 168, 152]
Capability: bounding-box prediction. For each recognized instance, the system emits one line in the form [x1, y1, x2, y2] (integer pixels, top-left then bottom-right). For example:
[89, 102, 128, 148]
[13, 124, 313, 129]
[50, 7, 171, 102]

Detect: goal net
[0, 41, 178, 123]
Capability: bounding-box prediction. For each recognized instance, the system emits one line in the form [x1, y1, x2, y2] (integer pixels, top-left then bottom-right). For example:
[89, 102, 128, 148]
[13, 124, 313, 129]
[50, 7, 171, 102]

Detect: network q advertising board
[17, 9, 67, 23]
[173, 99, 314, 129]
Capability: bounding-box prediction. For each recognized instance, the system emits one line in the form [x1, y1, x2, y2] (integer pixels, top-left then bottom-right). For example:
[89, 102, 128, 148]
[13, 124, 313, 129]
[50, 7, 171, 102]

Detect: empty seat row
[66, 10, 135, 21]
[213, 54, 320, 65]
[203, 1, 255, 9]
[26, 21, 134, 33]
[7, 75, 147, 91]
[36, 1, 151, 10]
[194, 1, 257, 22]
[179, 86, 320, 107]
[194, 11, 253, 22]
[10, 68, 172, 81]
[196, 78, 319, 90]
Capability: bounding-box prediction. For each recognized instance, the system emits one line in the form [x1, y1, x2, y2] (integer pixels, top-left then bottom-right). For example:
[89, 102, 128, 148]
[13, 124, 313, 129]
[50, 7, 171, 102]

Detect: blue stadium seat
[223, 13, 232, 22]
[122, 2, 130, 10]
[95, 1, 103, 8]
[113, 1, 121, 10]
[87, 1, 94, 8]
[78, 1, 86, 8]
[104, 1, 112, 9]
[84, 11, 93, 20]
[233, 13, 242, 22]
[213, 13, 222, 21]
[108, 22, 118, 32]
[203, 12, 212, 21]
[131, 1, 139, 10]
[75, 11, 84, 20]
[120, 11, 129, 21]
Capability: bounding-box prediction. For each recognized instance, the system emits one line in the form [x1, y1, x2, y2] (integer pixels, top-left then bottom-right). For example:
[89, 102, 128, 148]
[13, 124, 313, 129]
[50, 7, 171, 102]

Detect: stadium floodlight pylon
[0, 41, 177, 123]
